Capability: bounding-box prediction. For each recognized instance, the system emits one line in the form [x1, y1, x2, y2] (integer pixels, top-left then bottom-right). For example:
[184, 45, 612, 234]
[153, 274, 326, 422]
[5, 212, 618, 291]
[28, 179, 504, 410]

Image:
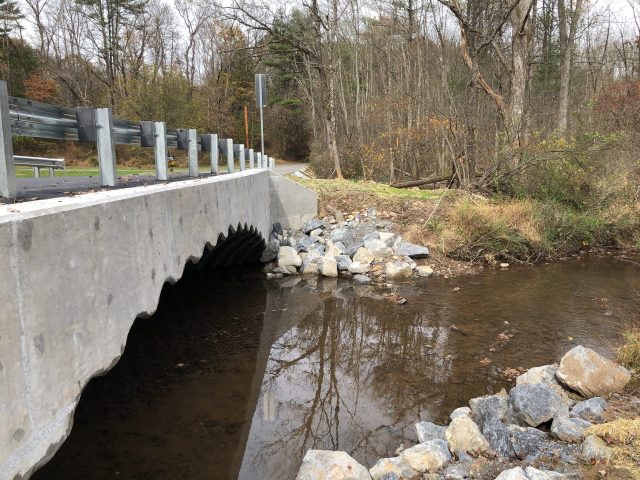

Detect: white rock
[415, 422, 447, 443]
[310, 228, 323, 237]
[524, 466, 568, 479]
[353, 247, 375, 265]
[325, 240, 343, 257]
[449, 407, 472, 420]
[556, 345, 631, 398]
[348, 262, 371, 274]
[416, 265, 434, 277]
[500, 263, 510, 268]
[278, 246, 302, 268]
[320, 256, 338, 277]
[445, 415, 490, 454]
[494, 467, 529, 480]
[385, 261, 413, 279]
[379, 232, 395, 244]
[400, 439, 451, 473]
[369, 456, 417, 480]
[550, 415, 591, 442]
[296, 450, 371, 480]
[364, 238, 389, 253]
[301, 262, 319, 275]
[516, 364, 559, 386]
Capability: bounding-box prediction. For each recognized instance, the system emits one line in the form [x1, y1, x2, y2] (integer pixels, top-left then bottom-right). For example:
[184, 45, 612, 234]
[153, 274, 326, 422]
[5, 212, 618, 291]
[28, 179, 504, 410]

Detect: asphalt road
[2, 163, 305, 204]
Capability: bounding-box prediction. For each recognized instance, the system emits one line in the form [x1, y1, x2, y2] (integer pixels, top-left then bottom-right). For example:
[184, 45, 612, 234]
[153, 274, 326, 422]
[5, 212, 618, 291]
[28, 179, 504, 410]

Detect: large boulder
[482, 419, 514, 457]
[445, 415, 490, 454]
[556, 345, 631, 398]
[395, 241, 430, 259]
[296, 450, 371, 480]
[415, 422, 447, 443]
[335, 255, 353, 271]
[449, 406, 472, 421]
[369, 456, 418, 480]
[278, 246, 302, 268]
[570, 397, 607, 423]
[509, 426, 548, 460]
[510, 383, 566, 427]
[349, 262, 371, 274]
[400, 439, 451, 473]
[469, 390, 510, 430]
[550, 415, 591, 443]
[386, 261, 413, 279]
[364, 238, 392, 255]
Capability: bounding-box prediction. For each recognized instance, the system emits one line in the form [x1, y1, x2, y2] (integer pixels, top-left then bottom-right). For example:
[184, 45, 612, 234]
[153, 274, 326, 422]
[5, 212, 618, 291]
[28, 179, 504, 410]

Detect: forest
[0, 0, 639, 200]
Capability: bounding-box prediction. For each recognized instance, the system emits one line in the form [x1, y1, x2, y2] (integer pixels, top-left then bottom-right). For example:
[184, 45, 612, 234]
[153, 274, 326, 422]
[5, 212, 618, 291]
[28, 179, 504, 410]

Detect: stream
[32, 255, 639, 480]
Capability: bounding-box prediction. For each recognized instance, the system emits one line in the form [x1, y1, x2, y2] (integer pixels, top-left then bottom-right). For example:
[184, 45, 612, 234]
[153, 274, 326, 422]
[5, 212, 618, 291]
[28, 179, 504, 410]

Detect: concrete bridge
[0, 169, 316, 479]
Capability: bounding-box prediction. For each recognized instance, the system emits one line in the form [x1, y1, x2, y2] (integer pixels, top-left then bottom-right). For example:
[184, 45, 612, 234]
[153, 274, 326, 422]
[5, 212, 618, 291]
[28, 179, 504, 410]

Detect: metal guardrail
[14, 155, 64, 178]
[0, 80, 275, 199]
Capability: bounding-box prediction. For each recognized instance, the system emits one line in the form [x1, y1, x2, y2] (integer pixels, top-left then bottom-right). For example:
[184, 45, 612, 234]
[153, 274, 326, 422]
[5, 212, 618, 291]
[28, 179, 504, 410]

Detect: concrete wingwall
[0, 170, 316, 479]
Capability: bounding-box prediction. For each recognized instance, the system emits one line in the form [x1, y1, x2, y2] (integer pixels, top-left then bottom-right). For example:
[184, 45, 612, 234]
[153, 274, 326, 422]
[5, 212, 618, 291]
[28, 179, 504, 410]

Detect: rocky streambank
[294, 345, 637, 480]
[261, 209, 435, 282]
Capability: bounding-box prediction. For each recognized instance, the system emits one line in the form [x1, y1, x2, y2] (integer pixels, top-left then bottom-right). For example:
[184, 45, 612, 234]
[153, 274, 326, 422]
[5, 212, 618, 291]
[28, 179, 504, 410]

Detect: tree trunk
[557, 0, 583, 135]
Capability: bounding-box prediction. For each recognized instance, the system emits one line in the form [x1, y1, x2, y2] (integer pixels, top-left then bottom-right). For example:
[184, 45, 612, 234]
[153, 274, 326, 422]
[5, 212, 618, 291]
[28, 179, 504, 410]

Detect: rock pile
[261, 210, 432, 283]
[295, 346, 632, 480]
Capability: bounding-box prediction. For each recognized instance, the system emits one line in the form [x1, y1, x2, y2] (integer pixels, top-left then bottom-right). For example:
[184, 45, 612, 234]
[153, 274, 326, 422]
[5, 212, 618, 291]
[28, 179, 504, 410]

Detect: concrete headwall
[0, 170, 316, 479]
[269, 171, 317, 229]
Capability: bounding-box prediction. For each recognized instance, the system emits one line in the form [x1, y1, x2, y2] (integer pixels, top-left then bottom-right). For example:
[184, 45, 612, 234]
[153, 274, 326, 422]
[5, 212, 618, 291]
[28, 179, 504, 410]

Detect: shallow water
[33, 255, 639, 480]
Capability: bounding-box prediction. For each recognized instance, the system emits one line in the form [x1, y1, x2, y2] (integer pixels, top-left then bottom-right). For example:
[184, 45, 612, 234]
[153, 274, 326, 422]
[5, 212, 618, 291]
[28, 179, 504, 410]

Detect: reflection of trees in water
[251, 288, 454, 474]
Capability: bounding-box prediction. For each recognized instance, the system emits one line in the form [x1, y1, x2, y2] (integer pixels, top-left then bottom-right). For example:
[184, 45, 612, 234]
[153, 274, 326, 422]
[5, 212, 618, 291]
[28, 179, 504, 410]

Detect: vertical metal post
[258, 80, 265, 155]
[269, 156, 275, 170]
[239, 144, 245, 171]
[49, 168, 54, 178]
[226, 138, 234, 173]
[34, 167, 40, 178]
[153, 121, 168, 181]
[256, 152, 262, 169]
[96, 108, 117, 187]
[188, 128, 198, 177]
[0, 80, 15, 198]
[209, 134, 218, 174]
[249, 149, 254, 169]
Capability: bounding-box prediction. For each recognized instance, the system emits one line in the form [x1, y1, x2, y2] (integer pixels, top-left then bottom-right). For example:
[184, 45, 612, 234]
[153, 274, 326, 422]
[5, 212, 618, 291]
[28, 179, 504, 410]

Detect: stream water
[32, 255, 639, 480]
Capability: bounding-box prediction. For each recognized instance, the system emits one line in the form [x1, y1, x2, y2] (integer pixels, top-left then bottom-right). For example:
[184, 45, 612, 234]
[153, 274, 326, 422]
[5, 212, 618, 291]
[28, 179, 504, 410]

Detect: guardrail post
[188, 128, 198, 177]
[270, 156, 275, 170]
[249, 149, 254, 169]
[239, 144, 245, 171]
[256, 152, 262, 169]
[226, 139, 234, 173]
[207, 134, 218, 174]
[0, 80, 15, 198]
[95, 108, 117, 187]
[153, 122, 168, 181]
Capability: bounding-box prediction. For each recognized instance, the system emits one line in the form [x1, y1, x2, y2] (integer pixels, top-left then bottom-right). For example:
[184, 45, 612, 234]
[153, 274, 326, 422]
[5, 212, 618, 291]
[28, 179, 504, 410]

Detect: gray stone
[516, 364, 559, 386]
[297, 235, 317, 252]
[379, 232, 395, 245]
[385, 261, 413, 280]
[509, 425, 548, 460]
[441, 462, 471, 480]
[330, 227, 353, 244]
[278, 246, 302, 268]
[346, 241, 364, 257]
[510, 383, 566, 427]
[353, 274, 371, 284]
[302, 219, 324, 234]
[260, 239, 280, 262]
[482, 419, 514, 457]
[296, 450, 371, 480]
[551, 415, 591, 443]
[570, 397, 607, 423]
[364, 238, 391, 254]
[415, 422, 447, 443]
[369, 456, 418, 480]
[363, 232, 380, 242]
[469, 390, 509, 430]
[400, 439, 451, 473]
[395, 242, 430, 259]
[335, 255, 353, 271]
[581, 434, 611, 461]
[310, 228, 324, 237]
[272, 222, 284, 236]
[556, 345, 631, 398]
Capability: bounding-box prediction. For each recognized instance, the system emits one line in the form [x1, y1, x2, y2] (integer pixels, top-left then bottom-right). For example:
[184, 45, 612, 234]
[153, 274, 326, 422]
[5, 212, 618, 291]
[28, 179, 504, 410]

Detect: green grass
[296, 178, 444, 200]
[15, 165, 229, 178]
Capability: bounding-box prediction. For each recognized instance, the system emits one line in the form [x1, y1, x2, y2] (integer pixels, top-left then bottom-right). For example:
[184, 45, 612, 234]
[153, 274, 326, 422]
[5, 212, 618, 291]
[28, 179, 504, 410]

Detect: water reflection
[33, 256, 638, 480]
